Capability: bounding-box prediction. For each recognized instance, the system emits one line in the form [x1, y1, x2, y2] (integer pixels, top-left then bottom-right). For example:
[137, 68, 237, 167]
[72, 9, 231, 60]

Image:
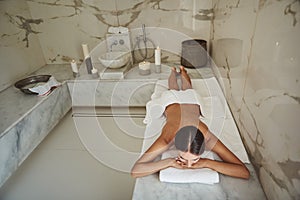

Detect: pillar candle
[155, 46, 161, 65]
[82, 43, 89, 58]
[71, 60, 78, 73]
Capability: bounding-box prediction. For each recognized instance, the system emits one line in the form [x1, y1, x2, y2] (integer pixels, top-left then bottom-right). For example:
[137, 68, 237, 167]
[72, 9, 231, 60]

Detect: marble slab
[132, 76, 266, 199]
[0, 64, 73, 187]
[68, 62, 213, 107]
[0, 83, 71, 187]
[0, 64, 74, 136]
[68, 79, 156, 107]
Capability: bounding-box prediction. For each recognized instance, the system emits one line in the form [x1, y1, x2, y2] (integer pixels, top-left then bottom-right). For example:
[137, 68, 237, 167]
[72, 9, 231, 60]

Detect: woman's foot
[168, 67, 179, 90]
[180, 66, 192, 90]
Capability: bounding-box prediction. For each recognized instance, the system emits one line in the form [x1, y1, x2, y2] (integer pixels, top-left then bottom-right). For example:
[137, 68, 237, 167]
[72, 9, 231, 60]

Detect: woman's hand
[188, 158, 210, 169]
[169, 157, 210, 169]
[168, 157, 188, 169]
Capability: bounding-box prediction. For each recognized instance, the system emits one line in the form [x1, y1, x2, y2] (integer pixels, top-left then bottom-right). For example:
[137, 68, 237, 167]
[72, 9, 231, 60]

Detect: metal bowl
[14, 75, 51, 95]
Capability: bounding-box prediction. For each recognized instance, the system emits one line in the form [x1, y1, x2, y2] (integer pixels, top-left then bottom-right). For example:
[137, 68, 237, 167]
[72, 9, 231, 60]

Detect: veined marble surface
[0, 64, 74, 136]
[0, 82, 71, 187]
[68, 61, 213, 107]
[0, 0, 213, 92]
[68, 79, 157, 107]
[0, 64, 73, 187]
[211, 0, 300, 199]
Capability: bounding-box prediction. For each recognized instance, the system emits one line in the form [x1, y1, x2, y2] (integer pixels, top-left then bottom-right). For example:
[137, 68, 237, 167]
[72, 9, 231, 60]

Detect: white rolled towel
[159, 150, 219, 184]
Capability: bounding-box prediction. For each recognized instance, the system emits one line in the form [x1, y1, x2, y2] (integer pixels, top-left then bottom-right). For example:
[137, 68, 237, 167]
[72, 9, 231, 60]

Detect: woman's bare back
[162, 103, 208, 143]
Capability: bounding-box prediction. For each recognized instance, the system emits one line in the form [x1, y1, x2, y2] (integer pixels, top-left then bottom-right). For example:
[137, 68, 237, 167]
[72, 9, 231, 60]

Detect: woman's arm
[131, 136, 174, 178]
[196, 130, 250, 179]
[202, 158, 249, 179]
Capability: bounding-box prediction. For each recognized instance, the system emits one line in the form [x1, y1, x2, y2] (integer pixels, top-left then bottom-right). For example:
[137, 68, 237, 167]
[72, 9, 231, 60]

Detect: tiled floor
[1, 109, 145, 200]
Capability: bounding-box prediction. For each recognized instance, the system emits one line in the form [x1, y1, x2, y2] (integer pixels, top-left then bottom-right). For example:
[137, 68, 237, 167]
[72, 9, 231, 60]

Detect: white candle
[82, 43, 89, 58]
[155, 46, 161, 65]
[71, 60, 78, 73]
[139, 61, 150, 70]
[91, 68, 99, 78]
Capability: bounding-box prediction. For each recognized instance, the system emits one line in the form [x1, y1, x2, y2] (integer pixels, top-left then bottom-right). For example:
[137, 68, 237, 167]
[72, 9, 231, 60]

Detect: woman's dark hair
[174, 126, 205, 155]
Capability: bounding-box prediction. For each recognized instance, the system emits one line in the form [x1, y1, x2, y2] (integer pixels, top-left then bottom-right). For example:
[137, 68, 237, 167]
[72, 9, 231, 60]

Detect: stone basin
[98, 51, 130, 69]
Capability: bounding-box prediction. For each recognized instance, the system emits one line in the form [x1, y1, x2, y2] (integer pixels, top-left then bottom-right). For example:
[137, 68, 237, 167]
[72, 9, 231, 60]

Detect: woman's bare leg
[168, 67, 179, 90]
[180, 66, 192, 90]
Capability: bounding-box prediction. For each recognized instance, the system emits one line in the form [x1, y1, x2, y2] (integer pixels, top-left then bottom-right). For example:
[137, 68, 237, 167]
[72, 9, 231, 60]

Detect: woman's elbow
[241, 165, 250, 179]
[244, 169, 250, 179]
[131, 172, 138, 178]
[131, 166, 142, 178]
[131, 170, 146, 178]
[131, 167, 138, 178]
[131, 170, 139, 178]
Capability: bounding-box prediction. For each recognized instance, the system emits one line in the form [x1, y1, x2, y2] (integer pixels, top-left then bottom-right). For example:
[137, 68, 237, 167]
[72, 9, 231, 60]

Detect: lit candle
[155, 46, 161, 65]
[139, 61, 151, 75]
[81, 43, 89, 58]
[139, 61, 150, 70]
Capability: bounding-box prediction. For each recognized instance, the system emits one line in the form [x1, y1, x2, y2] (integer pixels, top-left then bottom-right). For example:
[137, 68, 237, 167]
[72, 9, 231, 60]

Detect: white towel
[28, 76, 61, 96]
[159, 150, 219, 184]
[143, 89, 226, 124]
[108, 26, 129, 34]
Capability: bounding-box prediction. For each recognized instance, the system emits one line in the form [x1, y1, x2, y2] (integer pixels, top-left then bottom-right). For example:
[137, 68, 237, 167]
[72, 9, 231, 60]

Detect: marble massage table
[132, 77, 266, 200]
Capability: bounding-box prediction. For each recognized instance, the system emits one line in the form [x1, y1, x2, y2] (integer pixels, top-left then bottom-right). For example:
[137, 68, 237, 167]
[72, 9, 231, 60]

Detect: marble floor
[0, 109, 145, 200]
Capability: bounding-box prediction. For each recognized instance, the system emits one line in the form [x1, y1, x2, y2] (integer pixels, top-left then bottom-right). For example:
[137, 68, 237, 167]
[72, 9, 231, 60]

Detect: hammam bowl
[99, 51, 130, 69]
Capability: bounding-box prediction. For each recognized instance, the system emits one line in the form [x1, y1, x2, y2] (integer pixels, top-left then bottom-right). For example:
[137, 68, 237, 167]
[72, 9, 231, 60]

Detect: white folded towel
[108, 26, 129, 34]
[28, 76, 61, 96]
[159, 150, 219, 184]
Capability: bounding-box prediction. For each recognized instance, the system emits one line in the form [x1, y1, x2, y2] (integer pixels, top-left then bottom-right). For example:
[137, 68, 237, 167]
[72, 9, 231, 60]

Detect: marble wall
[25, 0, 212, 63]
[0, 0, 46, 92]
[211, 0, 300, 199]
[0, 0, 213, 91]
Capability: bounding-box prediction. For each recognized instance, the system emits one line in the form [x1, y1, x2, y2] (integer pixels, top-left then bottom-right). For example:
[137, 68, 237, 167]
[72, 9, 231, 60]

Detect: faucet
[110, 40, 118, 51]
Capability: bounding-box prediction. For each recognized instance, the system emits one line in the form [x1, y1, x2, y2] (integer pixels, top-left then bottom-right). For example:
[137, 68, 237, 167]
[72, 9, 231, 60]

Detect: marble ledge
[74, 62, 213, 81]
[0, 62, 214, 137]
[68, 62, 214, 107]
[0, 64, 74, 137]
[0, 64, 73, 188]
[0, 83, 71, 187]
[0, 62, 213, 135]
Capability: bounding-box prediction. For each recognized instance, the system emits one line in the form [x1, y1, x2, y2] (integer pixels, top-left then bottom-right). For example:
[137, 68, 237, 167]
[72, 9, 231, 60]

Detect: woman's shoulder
[198, 120, 209, 138]
[161, 122, 179, 143]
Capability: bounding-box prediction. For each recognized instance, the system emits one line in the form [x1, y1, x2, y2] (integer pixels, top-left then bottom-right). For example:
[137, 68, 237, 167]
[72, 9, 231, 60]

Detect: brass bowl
[14, 75, 51, 95]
